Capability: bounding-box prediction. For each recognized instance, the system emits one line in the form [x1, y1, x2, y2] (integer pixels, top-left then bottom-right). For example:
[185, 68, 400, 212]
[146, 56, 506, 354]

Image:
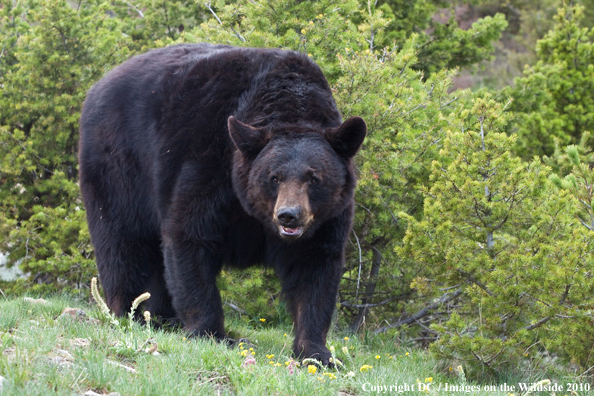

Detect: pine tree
[548, 144, 594, 368]
[0, 0, 131, 291]
[364, 0, 508, 76]
[505, 2, 594, 159]
[400, 94, 593, 372]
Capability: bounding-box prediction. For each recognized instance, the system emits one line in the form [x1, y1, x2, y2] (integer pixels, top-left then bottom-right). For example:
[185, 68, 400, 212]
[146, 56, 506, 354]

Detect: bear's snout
[277, 206, 302, 227]
[276, 205, 305, 238]
[273, 181, 314, 239]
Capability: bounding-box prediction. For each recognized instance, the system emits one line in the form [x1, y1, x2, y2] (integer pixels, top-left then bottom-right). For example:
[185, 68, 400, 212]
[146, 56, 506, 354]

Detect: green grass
[0, 296, 588, 395]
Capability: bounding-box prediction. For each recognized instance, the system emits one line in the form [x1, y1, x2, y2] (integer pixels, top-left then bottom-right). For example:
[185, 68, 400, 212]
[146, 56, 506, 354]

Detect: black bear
[79, 43, 366, 364]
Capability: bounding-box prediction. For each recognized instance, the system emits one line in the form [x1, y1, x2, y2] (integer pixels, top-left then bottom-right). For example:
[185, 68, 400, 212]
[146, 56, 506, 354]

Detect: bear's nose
[277, 206, 301, 227]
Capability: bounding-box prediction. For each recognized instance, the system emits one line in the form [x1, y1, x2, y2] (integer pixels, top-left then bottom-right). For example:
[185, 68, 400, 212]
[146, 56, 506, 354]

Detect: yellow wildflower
[425, 377, 433, 383]
[275, 363, 282, 367]
[308, 365, 317, 374]
[249, 348, 254, 351]
[360, 364, 373, 372]
[323, 373, 337, 380]
[251, 352, 255, 355]
[259, 318, 266, 322]
[405, 352, 409, 356]
[240, 350, 248, 357]
[266, 354, 275, 359]
[269, 361, 274, 365]
[284, 334, 287, 337]
[375, 355, 380, 359]
[344, 337, 349, 341]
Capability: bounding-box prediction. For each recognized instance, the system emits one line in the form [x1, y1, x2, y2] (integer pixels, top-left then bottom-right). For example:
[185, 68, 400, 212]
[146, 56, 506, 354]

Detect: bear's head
[228, 116, 366, 241]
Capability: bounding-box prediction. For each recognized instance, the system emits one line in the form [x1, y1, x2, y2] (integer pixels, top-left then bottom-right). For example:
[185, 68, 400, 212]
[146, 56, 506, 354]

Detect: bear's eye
[271, 176, 279, 184]
[310, 177, 319, 185]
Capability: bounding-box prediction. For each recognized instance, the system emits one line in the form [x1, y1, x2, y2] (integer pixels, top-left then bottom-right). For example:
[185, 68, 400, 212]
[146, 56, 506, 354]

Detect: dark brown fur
[79, 43, 366, 364]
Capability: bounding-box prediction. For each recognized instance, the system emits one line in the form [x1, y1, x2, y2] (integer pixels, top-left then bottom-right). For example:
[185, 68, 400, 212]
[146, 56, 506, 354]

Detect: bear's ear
[228, 116, 269, 157]
[325, 116, 367, 158]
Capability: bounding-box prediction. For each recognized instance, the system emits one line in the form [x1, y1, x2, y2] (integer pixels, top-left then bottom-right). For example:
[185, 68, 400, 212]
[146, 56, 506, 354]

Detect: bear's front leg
[272, 220, 347, 366]
[163, 238, 226, 339]
[281, 253, 342, 365]
[161, 184, 231, 340]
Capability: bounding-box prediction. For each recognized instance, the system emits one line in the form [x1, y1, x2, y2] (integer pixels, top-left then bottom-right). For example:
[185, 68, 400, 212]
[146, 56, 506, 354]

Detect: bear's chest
[223, 199, 266, 268]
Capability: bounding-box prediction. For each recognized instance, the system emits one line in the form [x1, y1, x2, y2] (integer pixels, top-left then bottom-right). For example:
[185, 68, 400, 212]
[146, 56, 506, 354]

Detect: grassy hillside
[0, 296, 587, 395]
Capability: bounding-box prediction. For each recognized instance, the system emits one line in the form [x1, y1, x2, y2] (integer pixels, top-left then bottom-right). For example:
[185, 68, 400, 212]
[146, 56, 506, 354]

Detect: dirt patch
[48, 349, 74, 368]
[70, 338, 91, 348]
[59, 308, 101, 325]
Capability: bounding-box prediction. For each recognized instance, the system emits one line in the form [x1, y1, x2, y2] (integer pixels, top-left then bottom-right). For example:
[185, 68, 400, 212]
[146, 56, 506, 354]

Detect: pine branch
[373, 289, 462, 334]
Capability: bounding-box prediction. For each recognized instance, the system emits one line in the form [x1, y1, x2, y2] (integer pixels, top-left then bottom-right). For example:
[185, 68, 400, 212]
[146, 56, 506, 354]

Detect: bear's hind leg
[93, 234, 174, 320]
[79, 134, 177, 324]
[142, 258, 177, 325]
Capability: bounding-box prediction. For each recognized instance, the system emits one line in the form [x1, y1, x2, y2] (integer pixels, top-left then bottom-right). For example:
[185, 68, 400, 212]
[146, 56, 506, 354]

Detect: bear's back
[79, 44, 341, 214]
[81, 43, 339, 143]
[79, 43, 235, 140]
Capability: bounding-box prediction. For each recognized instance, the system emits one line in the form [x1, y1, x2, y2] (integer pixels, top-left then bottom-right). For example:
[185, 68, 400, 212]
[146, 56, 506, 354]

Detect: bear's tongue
[282, 227, 301, 235]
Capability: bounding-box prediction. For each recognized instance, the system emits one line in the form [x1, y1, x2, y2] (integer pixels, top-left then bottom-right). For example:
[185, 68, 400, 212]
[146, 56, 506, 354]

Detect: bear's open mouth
[280, 226, 303, 238]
